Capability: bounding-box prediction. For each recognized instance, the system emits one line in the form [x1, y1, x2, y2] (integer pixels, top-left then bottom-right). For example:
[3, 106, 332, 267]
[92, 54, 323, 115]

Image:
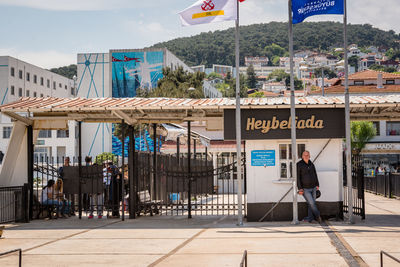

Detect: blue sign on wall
[251, 150, 276, 167]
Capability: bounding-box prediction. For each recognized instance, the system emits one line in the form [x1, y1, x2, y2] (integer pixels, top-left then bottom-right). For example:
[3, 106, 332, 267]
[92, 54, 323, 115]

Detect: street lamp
[72, 75, 77, 97]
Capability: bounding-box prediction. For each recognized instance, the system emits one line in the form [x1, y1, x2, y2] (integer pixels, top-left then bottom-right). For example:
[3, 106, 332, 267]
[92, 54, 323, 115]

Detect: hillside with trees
[50, 64, 77, 79]
[151, 21, 400, 67]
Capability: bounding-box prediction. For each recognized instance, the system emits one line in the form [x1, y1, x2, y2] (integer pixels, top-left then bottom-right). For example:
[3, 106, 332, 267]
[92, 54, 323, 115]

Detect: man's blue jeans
[302, 187, 320, 222]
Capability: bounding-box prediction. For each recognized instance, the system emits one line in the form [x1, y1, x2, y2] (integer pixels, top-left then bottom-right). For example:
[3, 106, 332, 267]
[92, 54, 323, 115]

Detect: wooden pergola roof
[0, 96, 399, 128]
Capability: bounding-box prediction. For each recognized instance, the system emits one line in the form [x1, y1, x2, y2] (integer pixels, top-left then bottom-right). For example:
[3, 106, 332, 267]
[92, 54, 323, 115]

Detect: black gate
[133, 152, 246, 217]
[343, 153, 365, 219]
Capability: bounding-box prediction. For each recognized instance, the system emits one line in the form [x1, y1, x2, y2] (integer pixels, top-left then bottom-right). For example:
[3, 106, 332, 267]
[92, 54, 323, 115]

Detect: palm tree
[350, 121, 376, 155]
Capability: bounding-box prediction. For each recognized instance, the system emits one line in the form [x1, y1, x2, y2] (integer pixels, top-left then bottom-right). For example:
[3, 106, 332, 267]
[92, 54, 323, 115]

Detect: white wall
[77, 53, 112, 158]
[245, 139, 343, 204]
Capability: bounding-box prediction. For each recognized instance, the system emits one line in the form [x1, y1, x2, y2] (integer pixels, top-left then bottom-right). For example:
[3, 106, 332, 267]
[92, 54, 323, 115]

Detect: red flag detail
[112, 56, 123, 62]
[238, 0, 245, 2]
[124, 56, 141, 63]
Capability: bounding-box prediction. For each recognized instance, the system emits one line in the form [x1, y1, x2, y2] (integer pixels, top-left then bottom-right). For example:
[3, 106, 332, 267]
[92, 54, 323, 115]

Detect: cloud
[0, 0, 158, 11]
[0, 48, 75, 68]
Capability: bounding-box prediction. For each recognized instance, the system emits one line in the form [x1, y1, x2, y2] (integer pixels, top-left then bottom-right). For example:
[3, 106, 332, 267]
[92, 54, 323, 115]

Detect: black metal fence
[0, 185, 29, 224]
[365, 173, 400, 198]
[343, 154, 365, 219]
[0, 249, 22, 267]
[32, 155, 127, 220]
[30, 152, 246, 220]
[134, 152, 246, 217]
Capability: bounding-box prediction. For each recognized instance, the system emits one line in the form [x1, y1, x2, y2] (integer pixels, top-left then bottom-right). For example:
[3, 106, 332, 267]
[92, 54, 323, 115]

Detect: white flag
[178, 0, 237, 26]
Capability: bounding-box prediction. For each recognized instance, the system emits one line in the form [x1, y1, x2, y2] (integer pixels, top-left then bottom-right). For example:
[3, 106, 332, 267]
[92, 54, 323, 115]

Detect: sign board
[251, 150, 276, 166]
[224, 108, 345, 140]
[36, 140, 45, 145]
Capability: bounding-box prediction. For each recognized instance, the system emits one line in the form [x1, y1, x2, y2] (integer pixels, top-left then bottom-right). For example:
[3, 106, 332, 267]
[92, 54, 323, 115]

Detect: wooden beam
[3, 112, 33, 126]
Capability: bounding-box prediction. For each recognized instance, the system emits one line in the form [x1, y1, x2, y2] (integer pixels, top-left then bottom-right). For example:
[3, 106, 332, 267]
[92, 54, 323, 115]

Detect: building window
[18, 88, 22, 97]
[26, 90, 30, 97]
[65, 85, 67, 90]
[372, 122, 380, 136]
[279, 144, 306, 179]
[10, 67, 15, 77]
[33, 75, 37, 84]
[40, 77, 44, 86]
[26, 72, 30, 81]
[386, 80, 395, 85]
[57, 130, 69, 138]
[53, 81, 56, 90]
[3, 126, 12, 139]
[11, 86, 15, 95]
[354, 80, 364, 86]
[33, 92, 37, 97]
[19, 70, 23, 79]
[59, 83, 62, 88]
[47, 79, 50, 88]
[38, 130, 52, 138]
[387, 122, 400, 136]
[34, 147, 50, 163]
[71, 87, 75, 96]
[40, 93, 44, 97]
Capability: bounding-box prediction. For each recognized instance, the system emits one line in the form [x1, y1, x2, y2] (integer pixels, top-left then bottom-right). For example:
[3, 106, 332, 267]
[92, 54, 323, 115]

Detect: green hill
[151, 21, 400, 67]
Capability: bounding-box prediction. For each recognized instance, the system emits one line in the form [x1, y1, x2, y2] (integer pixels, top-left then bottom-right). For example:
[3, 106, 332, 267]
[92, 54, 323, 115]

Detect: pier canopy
[0, 95, 400, 130]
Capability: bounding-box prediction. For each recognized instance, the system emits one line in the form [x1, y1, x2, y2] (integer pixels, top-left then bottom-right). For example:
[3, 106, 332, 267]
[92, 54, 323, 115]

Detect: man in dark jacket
[297, 150, 321, 223]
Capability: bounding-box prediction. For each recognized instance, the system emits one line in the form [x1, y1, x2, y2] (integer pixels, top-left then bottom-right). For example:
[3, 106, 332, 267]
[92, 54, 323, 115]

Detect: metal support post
[153, 123, 157, 200]
[78, 121, 82, 219]
[289, 0, 299, 225]
[27, 125, 33, 221]
[188, 121, 192, 219]
[235, 0, 243, 226]
[128, 126, 136, 219]
[121, 120, 125, 221]
[343, 0, 354, 224]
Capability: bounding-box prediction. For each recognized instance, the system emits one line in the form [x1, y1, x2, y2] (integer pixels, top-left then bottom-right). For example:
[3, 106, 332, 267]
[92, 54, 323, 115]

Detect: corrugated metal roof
[1, 96, 400, 112]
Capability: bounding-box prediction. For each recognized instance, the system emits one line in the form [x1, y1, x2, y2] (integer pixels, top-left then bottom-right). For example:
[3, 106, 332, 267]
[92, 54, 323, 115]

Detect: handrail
[0, 248, 22, 267]
[240, 250, 247, 267]
[259, 187, 293, 222]
[381, 250, 400, 266]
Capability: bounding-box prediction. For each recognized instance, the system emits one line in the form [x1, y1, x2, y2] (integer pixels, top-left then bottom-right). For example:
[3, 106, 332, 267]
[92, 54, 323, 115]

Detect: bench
[33, 194, 58, 219]
[137, 190, 160, 216]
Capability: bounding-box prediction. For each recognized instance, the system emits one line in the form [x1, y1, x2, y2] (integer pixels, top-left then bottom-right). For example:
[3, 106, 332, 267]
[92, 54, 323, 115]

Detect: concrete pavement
[0, 192, 399, 267]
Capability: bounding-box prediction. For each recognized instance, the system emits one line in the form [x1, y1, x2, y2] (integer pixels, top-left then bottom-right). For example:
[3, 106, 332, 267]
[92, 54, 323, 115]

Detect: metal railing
[0, 248, 22, 267]
[0, 185, 28, 224]
[240, 250, 247, 267]
[381, 250, 400, 266]
[365, 173, 400, 198]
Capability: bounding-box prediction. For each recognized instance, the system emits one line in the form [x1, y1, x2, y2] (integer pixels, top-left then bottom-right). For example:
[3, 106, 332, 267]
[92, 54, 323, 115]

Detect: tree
[94, 152, 118, 165]
[284, 76, 304, 90]
[50, 64, 77, 79]
[314, 67, 337, 79]
[348, 56, 360, 72]
[249, 91, 265, 98]
[369, 64, 398, 73]
[246, 64, 257, 89]
[351, 121, 376, 155]
[264, 43, 287, 65]
[149, 67, 205, 98]
[268, 69, 288, 82]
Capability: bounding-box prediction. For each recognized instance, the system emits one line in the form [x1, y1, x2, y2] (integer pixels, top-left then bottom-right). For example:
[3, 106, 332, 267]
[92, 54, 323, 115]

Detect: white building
[0, 56, 76, 163]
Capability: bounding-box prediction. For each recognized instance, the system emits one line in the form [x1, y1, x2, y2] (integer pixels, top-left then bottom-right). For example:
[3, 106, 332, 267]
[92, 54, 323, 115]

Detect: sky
[0, 0, 399, 69]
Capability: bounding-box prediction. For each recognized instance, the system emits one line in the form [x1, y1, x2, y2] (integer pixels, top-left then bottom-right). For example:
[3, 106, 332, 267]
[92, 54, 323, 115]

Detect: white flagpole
[288, 0, 299, 225]
[343, 0, 353, 224]
[235, 0, 243, 226]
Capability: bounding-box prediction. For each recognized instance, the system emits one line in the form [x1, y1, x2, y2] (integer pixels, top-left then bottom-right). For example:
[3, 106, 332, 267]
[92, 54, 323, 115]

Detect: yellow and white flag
[179, 0, 237, 26]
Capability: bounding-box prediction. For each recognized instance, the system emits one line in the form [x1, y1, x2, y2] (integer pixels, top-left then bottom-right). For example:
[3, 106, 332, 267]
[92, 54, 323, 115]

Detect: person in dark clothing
[0, 150, 4, 164]
[297, 150, 321, 223]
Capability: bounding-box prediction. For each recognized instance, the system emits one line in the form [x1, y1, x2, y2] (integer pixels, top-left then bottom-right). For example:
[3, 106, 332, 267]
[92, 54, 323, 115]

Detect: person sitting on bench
[41, 179, 63, 218]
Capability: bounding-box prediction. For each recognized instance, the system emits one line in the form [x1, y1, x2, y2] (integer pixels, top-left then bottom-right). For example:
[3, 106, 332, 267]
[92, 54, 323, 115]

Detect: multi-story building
[77, 48, 195, 157]
[0, 56, 76, 163]
[212, 64, 233, 77]
[310, 69, 400, 170]
[244, 56, 269, 67]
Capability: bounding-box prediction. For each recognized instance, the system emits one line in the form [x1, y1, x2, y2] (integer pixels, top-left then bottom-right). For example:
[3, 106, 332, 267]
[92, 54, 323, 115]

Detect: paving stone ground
[0, 192, 399, 267]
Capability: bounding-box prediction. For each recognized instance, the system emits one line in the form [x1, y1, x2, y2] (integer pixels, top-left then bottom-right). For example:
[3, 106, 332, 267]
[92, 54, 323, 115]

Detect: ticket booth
[224, 107, 345, 221]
